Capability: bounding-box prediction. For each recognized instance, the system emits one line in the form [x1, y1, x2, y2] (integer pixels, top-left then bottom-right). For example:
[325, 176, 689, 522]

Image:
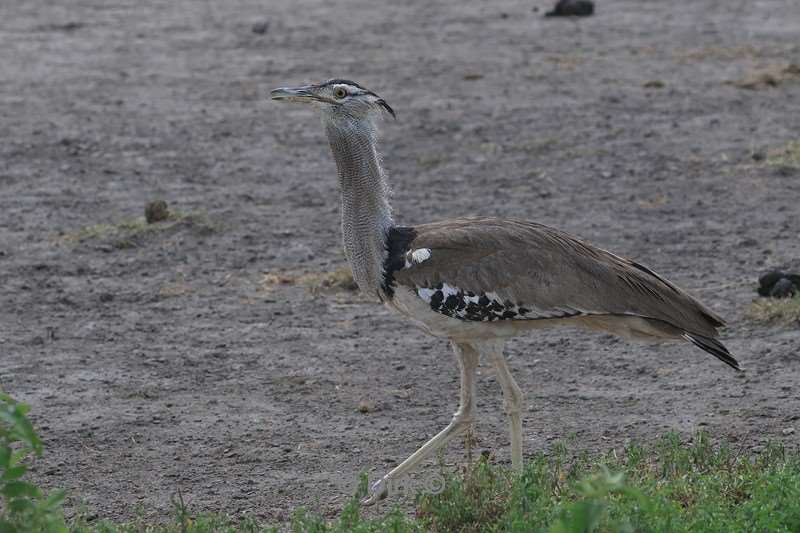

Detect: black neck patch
[381, 226, 417, 299]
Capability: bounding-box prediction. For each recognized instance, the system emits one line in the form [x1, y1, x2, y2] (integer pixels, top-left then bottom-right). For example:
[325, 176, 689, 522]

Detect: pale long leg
[363, 341, 479, 504]
[488, 347, 524, 472]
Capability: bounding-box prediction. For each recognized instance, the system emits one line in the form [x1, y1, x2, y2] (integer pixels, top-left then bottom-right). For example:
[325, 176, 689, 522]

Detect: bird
[270, 78, 741, 504]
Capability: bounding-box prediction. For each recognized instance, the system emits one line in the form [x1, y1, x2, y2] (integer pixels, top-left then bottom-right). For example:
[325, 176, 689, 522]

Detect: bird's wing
[386, 217, 724, 337]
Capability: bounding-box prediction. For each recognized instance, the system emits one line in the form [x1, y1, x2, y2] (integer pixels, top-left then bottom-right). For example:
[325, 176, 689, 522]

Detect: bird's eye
[333, 87, 347, 99]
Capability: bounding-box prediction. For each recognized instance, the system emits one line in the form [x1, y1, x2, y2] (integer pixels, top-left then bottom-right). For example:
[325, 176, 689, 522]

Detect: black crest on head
[377, 99, 396, 118]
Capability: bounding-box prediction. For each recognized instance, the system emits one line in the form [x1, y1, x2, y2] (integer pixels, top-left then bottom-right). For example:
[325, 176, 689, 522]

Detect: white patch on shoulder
[404, 248, 432, 268]
[411, 248, 431, 263]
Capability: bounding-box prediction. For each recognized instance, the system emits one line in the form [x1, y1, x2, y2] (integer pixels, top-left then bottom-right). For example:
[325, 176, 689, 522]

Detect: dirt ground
[1, 0, 799, 526]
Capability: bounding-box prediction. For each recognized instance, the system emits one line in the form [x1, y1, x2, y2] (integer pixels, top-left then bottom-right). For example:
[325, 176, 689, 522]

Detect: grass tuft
[60, 210, 216, 249]
[728, 63, 800, 90]
[765, 140, 800, 168]
[747, 294, 800, 324]
[261, 266, 358, 294]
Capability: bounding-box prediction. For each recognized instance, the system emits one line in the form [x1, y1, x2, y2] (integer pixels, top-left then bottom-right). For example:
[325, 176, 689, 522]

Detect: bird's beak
[270, 85, 318, 103]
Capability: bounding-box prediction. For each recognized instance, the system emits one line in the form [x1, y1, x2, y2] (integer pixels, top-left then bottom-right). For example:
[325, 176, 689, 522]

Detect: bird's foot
[361, 477, 389, 506]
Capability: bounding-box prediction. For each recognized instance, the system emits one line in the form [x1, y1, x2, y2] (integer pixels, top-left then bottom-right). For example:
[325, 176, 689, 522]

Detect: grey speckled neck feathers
[325, 119, 394, 299]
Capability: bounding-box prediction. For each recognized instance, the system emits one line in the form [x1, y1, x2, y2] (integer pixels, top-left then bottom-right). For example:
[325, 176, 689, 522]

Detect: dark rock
[99, 292, 114, 303]
[758, 270, 800, 297]
[545, 0, 594, 17]
[144, 200, 170, 224]
[251, 21, 269, 34]
[770, 278, 797, 298]
[758, 270, 785, 296]
[752, 151, 766, 161]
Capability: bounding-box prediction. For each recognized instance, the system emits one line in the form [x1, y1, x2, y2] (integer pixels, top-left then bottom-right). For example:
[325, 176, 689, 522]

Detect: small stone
[758, 270, 785, 296]
[545, 0, 594, 17]
[752, 151, 766, 161]
[782, 427, 795, 435]
[251, 21, 269, 34]
[770, 278, 797, 298]
[144, 200, 169, 224]
[643, 80, 666, 89]
[357, 400, 374, 413]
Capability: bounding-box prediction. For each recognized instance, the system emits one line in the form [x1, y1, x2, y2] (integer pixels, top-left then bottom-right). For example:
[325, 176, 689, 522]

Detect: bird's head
[271, 79, 395, 127]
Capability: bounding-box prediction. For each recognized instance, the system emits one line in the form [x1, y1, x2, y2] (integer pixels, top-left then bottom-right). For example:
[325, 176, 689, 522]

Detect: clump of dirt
[544, 0, 594, 17]
[643, 80, 666, 89]
[144, 200, 170, 224]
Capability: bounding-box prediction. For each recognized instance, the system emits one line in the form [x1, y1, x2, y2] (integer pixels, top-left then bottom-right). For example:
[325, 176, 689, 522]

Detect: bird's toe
[361, 477, 389, 506]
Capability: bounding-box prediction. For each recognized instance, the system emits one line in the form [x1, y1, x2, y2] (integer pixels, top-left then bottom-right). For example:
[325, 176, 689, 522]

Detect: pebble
[252, 21, 269, 34]
[770, 278, 797, 298]
[758, 270, 800, 297]
[782, 427, 795, 435]
[545, 0, 594, 17]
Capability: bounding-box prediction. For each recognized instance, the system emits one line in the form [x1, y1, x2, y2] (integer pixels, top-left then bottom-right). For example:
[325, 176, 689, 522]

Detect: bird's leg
[489, 348, 524, 472]
[362, 341, 479, 505]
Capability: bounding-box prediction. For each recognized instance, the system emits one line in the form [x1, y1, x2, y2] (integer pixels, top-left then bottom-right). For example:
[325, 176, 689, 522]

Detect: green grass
[4, 394, 800, 532]
[62, 434, 800, 533]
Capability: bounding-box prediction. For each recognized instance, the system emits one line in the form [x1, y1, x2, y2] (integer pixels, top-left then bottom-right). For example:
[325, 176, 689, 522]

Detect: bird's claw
[360, 477, 388, 506]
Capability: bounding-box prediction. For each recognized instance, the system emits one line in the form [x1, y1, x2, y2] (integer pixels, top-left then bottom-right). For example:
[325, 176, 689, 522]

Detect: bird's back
[384, 216, 725, 339]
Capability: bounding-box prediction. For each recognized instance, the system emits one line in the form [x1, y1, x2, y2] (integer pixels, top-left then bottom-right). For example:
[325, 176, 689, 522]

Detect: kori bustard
[271, 79, 740, 504]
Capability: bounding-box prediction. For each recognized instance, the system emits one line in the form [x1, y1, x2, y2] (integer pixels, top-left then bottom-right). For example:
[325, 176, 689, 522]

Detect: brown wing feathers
[384, 217, 739, 370]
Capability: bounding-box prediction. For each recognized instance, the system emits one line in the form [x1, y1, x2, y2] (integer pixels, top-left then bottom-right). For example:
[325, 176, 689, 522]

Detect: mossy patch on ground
[765, 140, 800, 168]
[748, 295, 800, 325]
[60, 210, 216, 249]
[261, 265, 358, 294]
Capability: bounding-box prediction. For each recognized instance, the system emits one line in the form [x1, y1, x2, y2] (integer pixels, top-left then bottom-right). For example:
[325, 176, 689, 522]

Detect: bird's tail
[681, 333, 742, 371]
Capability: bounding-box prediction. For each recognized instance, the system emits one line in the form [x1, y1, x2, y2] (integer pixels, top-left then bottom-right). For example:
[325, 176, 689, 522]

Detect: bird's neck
[325, 120, 394, 298]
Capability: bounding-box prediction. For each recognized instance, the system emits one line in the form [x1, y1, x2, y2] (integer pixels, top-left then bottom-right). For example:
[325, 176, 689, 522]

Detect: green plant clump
[0, 393, 67, 533]
[283, 433, 800, 533]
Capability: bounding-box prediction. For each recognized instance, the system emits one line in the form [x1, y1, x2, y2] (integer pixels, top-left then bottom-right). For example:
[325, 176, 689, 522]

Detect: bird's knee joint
[451, 411, 474, 428]
[503, 397, 523, 416]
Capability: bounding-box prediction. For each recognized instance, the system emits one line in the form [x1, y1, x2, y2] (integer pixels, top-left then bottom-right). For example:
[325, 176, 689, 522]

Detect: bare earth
[1, 0, 799, 525]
